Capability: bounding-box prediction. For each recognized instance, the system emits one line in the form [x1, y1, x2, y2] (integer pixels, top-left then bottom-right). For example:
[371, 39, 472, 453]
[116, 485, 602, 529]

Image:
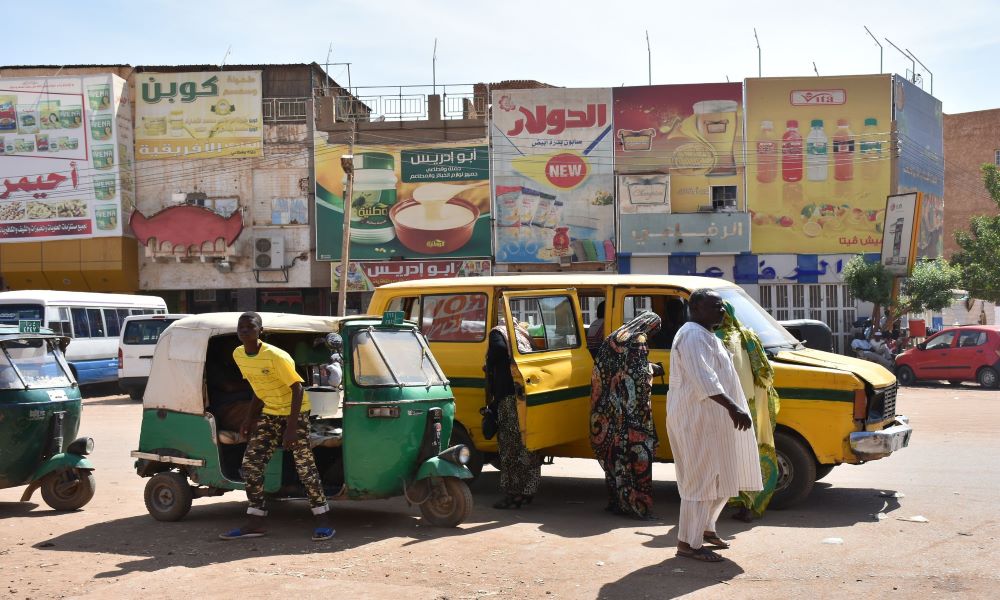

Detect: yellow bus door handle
[525, 375, 540, 385]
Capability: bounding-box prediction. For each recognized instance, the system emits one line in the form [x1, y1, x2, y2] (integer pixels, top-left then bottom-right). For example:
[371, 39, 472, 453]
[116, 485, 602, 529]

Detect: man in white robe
[667, 289, 762, 562]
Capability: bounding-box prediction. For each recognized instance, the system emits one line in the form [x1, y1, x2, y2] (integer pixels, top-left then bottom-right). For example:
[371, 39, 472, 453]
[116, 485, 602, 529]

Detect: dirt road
[2, 384, 998, 599]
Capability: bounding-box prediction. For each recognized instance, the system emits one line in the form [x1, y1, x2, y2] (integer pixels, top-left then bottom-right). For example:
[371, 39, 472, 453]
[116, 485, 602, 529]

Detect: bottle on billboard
[859, 117, 881, 181]
[833, 119, 855, 181]
[757, 120, 777, 183]
[806, 119, 828, 182]
[781, 120, 803, 182]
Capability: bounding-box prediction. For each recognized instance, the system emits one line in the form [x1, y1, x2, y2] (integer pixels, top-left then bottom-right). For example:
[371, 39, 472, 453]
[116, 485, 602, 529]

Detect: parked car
[118, 314, 190, 401]
[894, 325, 1000, 388]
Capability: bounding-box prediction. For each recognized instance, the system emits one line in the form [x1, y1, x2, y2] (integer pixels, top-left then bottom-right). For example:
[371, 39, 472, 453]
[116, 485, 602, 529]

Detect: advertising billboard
[331, 259, 492, 292]
[0, 74, 132, 242]
[894, 76, 944, 259]
[315, 136, 491, 261]
[745, 75, 893, 254]
[491, 88, 616, 264]
[135, 70, 262, 159]
[880, 192, 922, 276]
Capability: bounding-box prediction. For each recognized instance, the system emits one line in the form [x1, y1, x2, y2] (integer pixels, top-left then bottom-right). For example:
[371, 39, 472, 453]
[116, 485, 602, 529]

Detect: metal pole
[754, 28, 761, 77]
[433, 38, 438, 96]
[906, 48, 933, 94]
[813, 62, 819, 76]
[885, 38, 915, 83]
[337, 120, 356, 317]
[863, 26, 883, 73]
[324, 42, 333, 94]
[646, 30, 651, 85]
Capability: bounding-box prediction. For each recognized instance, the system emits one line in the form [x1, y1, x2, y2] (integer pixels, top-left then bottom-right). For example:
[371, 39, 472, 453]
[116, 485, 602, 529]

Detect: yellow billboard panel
[135, 70, 262, 159]
[745, 75, 892, 253]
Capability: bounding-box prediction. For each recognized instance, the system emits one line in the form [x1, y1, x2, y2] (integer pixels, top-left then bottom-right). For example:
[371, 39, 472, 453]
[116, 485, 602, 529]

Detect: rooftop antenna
[863, 26, 883, 73]
[324, 42, 333, 94]
[885, 37, 916, 83]
[220, 45, 232, 70]
[753, 28, 761, 77]
[813, 62, 819, 76]
[646, 30, 651, 85]
[726, 75, 730, 82]
[906, 48, 933, 94]
[432, 38, 438, 96]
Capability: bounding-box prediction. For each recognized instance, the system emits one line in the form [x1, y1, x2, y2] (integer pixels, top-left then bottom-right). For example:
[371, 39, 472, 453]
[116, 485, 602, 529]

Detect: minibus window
[0, 304, 44, 325]
[507, 296, 580, 352]
[387, 296, 421, 321]
[71, 308, 91, 338]
[47, 307, 71, 336]
[87, 309, 105, 337]
[104, 309, 122, 337]
[420, 293, 488, 342]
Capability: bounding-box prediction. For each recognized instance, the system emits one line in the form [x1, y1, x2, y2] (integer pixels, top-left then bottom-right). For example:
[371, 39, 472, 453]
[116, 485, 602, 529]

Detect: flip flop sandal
[219, 528, 266, 540]
[703, 533, 731, 549]
[312, 527, 336, 541]
[676, 547, 724, 562]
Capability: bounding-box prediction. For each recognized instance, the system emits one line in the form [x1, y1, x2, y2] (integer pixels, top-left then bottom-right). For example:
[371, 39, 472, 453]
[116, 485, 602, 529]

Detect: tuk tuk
[0, 324, 96, 511]
[130, 312, 473, 526]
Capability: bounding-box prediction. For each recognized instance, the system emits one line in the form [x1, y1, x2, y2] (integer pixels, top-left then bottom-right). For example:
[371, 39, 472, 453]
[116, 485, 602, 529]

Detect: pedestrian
[714, 301, 781, 522]
[486, 318, 542, 509]
[667, 289, 760, 562]
[587, 300, 606, 351]
[219, 312, 335, 541]
[590, 311, 662, 519]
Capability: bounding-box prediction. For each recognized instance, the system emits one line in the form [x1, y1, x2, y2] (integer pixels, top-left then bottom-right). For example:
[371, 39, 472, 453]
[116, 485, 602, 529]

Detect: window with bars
[711, 185, 738, 211]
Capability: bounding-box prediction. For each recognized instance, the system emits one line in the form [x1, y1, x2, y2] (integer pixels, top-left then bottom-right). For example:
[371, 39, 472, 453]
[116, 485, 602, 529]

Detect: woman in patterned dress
[590, 311, 662, 519]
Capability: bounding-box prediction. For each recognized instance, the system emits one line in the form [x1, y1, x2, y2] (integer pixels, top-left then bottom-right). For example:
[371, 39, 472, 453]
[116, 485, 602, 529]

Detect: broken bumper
[850, 416, 912, 460]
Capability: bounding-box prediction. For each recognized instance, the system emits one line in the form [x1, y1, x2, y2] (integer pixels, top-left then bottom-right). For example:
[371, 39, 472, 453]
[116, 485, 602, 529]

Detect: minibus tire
[770, 430, 816, 510]
[419, 477, 473, 527]
[144, 471, 193, 522]
[815, 463, 836, 481]
[40, 469, 96, 511]
[448, 424, 483, 479]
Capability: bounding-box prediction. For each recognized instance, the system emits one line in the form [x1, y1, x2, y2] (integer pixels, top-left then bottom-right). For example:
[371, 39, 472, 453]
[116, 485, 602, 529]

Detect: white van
[118, 313, 190, 400]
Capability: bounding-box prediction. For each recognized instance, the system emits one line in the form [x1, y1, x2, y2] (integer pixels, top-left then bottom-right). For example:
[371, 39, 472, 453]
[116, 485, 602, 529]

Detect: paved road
[2, 383, 997, 599]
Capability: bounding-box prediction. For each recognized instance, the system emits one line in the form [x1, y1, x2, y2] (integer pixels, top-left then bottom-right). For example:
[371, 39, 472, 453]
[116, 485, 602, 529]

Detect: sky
[4, 0, 997, 114]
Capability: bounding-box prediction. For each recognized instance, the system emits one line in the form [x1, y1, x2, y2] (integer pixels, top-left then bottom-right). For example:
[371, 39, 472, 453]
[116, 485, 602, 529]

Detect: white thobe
[667, 322, 763, 501]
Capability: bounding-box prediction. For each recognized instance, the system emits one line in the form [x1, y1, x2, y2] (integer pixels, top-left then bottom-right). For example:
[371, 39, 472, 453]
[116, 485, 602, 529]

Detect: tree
[952, 164, 1000, 303]
[842, 255, 959, 333]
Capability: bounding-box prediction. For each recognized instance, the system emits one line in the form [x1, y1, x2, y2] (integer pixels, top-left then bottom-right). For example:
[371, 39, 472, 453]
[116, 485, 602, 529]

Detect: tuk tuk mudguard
[414, 457, 473, 481]
[19, 453, 94, 501]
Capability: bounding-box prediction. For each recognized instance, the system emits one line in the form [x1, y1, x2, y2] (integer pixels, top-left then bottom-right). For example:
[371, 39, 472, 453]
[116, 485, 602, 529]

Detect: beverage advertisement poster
[893, 76, 944, 259]
[491, 88, 616, 264]
[613, 83, 746, 254]
[0, 74, 130, 241]
[135, 70, 262, 159]
[314, 136, 491, 261]
[331, 259, 492, 292]
[880, 192, 922, 276]
[745, 75, 893, 253]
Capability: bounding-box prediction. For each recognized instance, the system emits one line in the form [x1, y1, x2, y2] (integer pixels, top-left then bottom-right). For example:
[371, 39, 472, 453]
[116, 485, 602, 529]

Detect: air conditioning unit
[254, 234, 285, 269]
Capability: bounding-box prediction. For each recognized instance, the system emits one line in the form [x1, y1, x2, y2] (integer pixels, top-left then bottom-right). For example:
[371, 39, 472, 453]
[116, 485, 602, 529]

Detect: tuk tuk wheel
[419, 477, 473, 527]
[40, 469, 96, 511]
[144, 471, 194, 522]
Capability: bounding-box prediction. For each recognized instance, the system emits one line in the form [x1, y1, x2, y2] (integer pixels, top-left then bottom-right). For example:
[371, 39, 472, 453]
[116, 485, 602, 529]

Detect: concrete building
[942, 108, 1000, 258]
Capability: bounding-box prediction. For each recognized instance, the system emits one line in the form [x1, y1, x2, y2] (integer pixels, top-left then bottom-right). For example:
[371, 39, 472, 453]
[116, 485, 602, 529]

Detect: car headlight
[438, 444, 470, 465]
[67, 436, 94, 455]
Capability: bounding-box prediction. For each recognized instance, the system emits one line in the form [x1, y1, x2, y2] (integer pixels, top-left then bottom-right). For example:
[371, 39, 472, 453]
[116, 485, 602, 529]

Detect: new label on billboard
[0, 74, 132, 242]
[491, 88, 616, 264]
[135, 71, 262, 159]
[894, 76, 944, 259]
[880, 192, 922, 276]
[332, 259, 491, 292]
[745, 75, 893, 254]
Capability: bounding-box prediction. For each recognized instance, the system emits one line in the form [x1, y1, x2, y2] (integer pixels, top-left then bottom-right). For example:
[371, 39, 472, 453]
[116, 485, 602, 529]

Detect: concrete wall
[943, 109, 1000, 258]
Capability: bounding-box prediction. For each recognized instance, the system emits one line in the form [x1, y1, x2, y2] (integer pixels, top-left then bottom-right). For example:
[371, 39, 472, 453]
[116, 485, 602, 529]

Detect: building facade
[942, 108, 1000, 258]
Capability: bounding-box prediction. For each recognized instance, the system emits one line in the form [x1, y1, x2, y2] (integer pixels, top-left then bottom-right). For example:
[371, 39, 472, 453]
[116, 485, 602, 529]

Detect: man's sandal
[703, 532, 731, 549]
[676, 547, 724, 562]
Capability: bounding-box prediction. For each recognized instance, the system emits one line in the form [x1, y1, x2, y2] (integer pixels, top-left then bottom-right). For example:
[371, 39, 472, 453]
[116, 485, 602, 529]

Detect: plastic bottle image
[806, 119, 828, 182]
[859, 117, 882, 181]
[781, 120, 803, 182]
[833, 119, 854, 181]
[757, 120, 777, 183]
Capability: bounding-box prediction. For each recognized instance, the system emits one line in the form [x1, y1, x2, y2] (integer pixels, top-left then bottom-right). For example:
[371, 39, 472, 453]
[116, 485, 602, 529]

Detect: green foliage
[899, 259, 962, 313]
[842, 255, 892, 306]
[951, 164, 1000, 303]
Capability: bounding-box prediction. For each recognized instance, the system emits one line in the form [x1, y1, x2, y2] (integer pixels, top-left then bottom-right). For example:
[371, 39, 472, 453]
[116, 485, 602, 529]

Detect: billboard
[135, 70, 262, 159]
[0, 74, 132, 241]
[491, 88, 615, 263]
[331, 259, 492, 292]
[894, 76, 944, 259]
[880, 192, 922, 276]
[315, 137, 491, 260]
[745, 75, 893, 253]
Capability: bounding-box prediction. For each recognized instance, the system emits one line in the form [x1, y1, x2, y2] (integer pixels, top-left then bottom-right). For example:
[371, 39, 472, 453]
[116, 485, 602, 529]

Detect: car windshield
[352, 328, 448, 388]
[0, 337, 74, 389]
[716, 288, 802, 350]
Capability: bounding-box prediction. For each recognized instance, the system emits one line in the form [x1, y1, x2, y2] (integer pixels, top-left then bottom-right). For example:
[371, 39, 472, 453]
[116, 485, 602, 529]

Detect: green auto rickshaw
[131, 312, 473, 526]
[0, 323, 96, 511]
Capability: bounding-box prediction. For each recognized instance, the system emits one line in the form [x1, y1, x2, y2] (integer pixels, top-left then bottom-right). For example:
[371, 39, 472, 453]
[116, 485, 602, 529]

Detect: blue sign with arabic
[620, 212, 751, 255]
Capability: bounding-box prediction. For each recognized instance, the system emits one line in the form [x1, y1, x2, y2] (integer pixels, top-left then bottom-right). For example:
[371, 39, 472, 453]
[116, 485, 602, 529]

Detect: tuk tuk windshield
[352, 328, 448, 387]
[0, 338, 73, 389]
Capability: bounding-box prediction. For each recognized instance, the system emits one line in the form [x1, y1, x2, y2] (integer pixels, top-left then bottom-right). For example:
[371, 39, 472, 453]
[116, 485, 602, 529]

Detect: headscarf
[492, 318, 533, 355]
[715, 301, 780, 428]
[591, 311, 662, 412]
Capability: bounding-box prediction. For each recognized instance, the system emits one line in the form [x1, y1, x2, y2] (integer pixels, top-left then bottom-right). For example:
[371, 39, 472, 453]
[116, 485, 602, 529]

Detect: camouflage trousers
[242, 413, 329, 516]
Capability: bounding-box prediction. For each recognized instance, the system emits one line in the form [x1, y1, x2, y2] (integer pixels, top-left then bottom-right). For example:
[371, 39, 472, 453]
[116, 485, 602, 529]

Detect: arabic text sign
[620, 212, 750, 255]
[491, 88, 615, 264]
[894, 77, 944, 259]
[0, 74, 129, 242]
[135, 71, 262, 159]
[331, 259, 491, 292]
[745, 75, 893, 254]
[880, 192, 922, 277]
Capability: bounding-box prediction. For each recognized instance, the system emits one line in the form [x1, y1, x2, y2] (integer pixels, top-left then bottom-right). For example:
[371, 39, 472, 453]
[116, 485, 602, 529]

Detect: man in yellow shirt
[220, 312, 334, 541]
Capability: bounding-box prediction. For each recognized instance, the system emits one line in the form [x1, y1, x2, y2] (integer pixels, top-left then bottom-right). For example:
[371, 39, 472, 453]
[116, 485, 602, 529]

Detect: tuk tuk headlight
[68, 436, 94, 455]
[438, 444, 470, 466]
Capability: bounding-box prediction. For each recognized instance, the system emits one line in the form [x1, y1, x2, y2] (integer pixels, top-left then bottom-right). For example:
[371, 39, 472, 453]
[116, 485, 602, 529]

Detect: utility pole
[754, 28, 761, 77]
[337, 121, 356, 317]
[646, 30, 651, 85]
[864, 26, 883, 73]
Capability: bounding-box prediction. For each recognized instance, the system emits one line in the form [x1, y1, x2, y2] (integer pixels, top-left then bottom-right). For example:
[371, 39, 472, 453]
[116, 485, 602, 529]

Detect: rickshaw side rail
[130, 451, 205, 467]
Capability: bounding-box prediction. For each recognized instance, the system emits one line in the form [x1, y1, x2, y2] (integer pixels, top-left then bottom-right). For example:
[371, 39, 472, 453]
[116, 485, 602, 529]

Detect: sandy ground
[1, 382, 998, 599]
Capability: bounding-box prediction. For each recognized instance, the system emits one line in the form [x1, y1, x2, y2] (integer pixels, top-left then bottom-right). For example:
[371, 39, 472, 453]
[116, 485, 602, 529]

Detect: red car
[895, 325, 1000, 388]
